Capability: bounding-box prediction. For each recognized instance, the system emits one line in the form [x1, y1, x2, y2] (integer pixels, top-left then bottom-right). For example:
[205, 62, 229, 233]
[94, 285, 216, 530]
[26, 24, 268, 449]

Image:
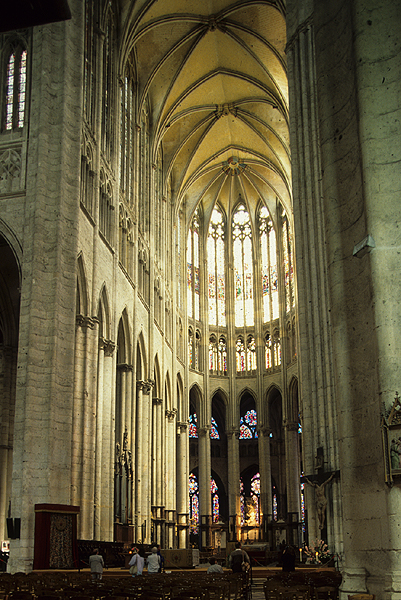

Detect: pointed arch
[136, 330, 147, 379]
[76, 253, 89, 316]
[165, 370, 172, 412]
[153, 353, 161, 399]
[176, 371, 184, 422]
[98, 284, 111, 340]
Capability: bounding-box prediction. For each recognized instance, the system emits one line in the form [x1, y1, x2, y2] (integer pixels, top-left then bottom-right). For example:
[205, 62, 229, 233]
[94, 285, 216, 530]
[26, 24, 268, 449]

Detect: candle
[299, 548, 302, 562]
[315, 551, 318, 562]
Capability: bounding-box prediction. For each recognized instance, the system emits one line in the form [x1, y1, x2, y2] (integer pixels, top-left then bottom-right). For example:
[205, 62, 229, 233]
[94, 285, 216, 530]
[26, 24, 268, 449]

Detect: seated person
[207, 557, 224, 573]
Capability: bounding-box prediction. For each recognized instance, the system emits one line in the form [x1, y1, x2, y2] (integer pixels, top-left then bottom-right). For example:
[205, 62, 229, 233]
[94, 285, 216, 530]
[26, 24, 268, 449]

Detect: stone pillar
[198, 426, 211, 549]
[102, 340, 115, 540]
[176, 421, 189, 548]
[166, 408, 177, 548]
[136, 379, 153, 543]
[227, 428, 240, 541]
[0, 346, 16, 543]
[284, 420, 301, 546]
[258, 427, 272, 543]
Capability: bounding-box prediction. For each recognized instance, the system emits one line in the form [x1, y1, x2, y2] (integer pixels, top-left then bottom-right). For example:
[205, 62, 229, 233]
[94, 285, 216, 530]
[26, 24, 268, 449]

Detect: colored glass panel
[6, 53, 15, 130]
[233, 204, 254, 327]
[208, 207, 226, 326]
[239, 409, 258, 439]
[189, 413, 198, 438]
[18, 51, 27, 128]
[189, 473, 199, 534]
[210, 417, 219, 439]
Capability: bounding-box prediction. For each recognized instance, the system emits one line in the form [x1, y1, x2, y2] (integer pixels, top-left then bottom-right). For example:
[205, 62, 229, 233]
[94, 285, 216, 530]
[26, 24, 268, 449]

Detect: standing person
[207, 557, 224, 574]
[129, 547, 145, 576]
[157, 545, 164, 573]
[229, 541, 250, 573]
[147, 546, 161, 574]
[89, 548, 104, 582]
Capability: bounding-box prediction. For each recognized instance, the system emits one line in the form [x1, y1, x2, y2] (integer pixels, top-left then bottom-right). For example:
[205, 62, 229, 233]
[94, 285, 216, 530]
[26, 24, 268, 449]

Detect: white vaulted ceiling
[122, 0, 290, 227]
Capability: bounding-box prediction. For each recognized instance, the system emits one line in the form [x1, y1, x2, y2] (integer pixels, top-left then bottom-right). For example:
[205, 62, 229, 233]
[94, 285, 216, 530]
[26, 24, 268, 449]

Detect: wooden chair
[314, 587, 337, 600]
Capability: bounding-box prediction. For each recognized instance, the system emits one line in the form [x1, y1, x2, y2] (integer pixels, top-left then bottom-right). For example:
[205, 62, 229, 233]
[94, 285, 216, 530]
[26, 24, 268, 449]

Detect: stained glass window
[247, 336, 257, 371]
[211, 477, 219, 523]
[189, 413, 198, 438]
[209, 336, 218, 371]
[233, 204, 254, 327]
[210, 417, 219, 439]
[273, 493, 278, 521]
[5, 48, 27, 131]
[265, 333, 272, 369]
[189, 473, 199, 533]
[120, 74, 134, 204]
[273, 331, 281, 366]
[301, 482, 305, 533]
[218, 337, 227, 373]
[188, 328, 194, 368]
[282, 209, 294, 312]
[239, 409, 258, 439]
[236, 337, 246, 372]
[251, 473, 260, 525]
[240, 479, 245, 525]
[208, 207, 226, 326]
[187, 209, 200, 320]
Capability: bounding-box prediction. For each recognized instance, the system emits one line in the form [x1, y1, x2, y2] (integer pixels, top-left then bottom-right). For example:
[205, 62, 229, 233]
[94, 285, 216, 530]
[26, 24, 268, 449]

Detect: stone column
[136, 379, 153, 543]
[227, 428, 240, 541]
[166, 408, 177, 548]
[152, 397, 163, 544]
[102, 340, 115, 540]
[258, 427, 272, 544]
[284, 420, 301, 546]
[176, 421, 189, 548]
[198, 426, 211, 549]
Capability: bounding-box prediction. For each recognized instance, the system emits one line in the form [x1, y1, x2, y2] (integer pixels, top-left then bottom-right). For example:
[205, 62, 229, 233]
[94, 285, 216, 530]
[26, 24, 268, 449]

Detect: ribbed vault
[122, 0, 290, 226]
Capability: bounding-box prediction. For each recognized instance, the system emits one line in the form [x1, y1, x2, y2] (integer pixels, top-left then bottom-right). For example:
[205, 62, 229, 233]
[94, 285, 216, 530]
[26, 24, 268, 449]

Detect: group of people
[128, 545, 164, 576]
[89, 545, 164, 581]
[89, 541, 251, 580]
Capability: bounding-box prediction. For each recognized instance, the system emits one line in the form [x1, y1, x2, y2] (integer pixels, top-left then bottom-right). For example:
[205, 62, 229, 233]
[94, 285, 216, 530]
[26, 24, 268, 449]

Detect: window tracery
[259, 205, 278, 322]
[4, 44, 27, 131]
[233, 203, 254, 327]
[207, 206, 226, 326]
[187, 208, 200, 321]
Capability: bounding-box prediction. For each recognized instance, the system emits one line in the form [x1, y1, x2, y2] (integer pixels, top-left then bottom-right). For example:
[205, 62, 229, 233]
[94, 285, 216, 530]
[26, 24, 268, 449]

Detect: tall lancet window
[259, 205, 279, 322]
[207, 207, 226, 326]
[5, 46, 27, 130]
[120, 71, 135, 205]
[187, 209, 200, 321]
[282, 209, 295, 312]
[233, 204, 254, 327]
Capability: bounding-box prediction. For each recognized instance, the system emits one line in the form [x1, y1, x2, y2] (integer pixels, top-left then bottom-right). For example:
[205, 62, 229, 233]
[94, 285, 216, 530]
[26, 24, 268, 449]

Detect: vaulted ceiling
[122, 0, 290, 228]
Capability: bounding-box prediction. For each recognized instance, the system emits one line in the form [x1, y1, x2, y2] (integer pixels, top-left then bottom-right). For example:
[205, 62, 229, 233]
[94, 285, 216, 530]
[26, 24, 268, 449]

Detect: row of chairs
[0, 571, 250, 600]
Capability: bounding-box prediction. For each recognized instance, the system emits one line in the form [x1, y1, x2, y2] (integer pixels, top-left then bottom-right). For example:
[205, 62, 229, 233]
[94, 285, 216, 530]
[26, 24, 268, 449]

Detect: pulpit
[33, 504, 80, 569]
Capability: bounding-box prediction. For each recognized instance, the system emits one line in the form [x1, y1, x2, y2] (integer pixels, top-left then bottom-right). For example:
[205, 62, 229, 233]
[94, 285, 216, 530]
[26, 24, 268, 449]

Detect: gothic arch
[98, 284, 111, 340]
[153, 353, 161, 398]
[117, 308, 131, 365]
[76, 253, 89, 316]
[176, 372, 184, 418]
[165, 370, 172, 412]
[288, 376, 299, 423]
[136, 330, 147, 379]
[0, 219, 22, 279]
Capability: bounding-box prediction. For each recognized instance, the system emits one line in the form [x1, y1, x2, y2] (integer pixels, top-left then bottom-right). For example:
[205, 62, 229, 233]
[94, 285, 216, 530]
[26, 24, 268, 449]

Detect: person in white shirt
[146, 546, 161, 574]
[207, 557, 224, 574]
[89, 548, 104, 581]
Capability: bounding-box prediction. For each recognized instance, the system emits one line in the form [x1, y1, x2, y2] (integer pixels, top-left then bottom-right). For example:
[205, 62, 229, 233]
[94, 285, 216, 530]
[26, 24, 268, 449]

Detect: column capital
[76, 315, 99, 329]
[177, 421, 188, 433]
[226, 427, 240, 439]
[257, 427, 273, 437]
[99, 338, 116, 356]
[166, 408, 177, 421]
[137, 379, 154, 394]
[117, 363, 133, 372]
[198, 426, 211, 437]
